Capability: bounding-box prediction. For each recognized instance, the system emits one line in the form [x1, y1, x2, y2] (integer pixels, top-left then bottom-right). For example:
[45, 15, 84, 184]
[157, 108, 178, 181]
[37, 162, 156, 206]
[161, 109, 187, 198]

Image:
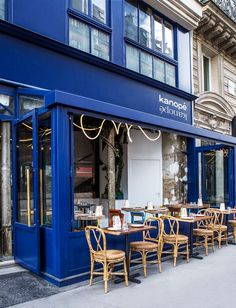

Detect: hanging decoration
[74, 114, 161, 142]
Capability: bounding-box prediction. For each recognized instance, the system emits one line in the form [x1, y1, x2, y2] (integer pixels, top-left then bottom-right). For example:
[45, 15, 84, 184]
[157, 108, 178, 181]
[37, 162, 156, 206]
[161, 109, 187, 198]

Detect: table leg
[189, 222, 203, 260]
[114, 234, 141, 284]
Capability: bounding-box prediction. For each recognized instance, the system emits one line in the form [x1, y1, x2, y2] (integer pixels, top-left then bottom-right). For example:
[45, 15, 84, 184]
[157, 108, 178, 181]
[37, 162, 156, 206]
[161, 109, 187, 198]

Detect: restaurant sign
[156, 91, 192, 125]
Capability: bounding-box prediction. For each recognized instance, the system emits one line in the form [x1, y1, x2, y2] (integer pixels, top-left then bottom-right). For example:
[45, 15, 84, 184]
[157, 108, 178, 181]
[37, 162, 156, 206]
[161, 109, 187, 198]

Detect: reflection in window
[92, 0, 106, 23]
[17, 119, 34, 226]
[139, 7, 151, 48]
[154, 16, 162, 52]
[125, 0, 138, 41]
[140, 51, 152, 78]
[91, 28, 110, 60]
[19, 95, 44, 116]
[69, 19, 90, 53]
[0, 0, 5, 20]
[0, 94, 14, 115]
[39, 114, 52, 227]
[166, 63, 175, 87]
[71, 0, 88, 14]
[126, 44, 139, 72]
[164, 22, 173, 57]
[153, 58, 165, 82]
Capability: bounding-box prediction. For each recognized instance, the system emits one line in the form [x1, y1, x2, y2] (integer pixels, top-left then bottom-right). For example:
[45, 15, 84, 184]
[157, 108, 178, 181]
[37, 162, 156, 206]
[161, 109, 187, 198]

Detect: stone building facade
[193, 0, 236, 134]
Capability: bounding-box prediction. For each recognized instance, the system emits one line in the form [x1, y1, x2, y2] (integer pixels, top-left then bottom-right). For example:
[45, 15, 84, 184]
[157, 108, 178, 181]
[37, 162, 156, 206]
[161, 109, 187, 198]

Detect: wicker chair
[193, 209, 214, 256]
[206, 208, 228, 248]
[228, 207, 236, 242]
[162, 216, 189, 267]
[85, 226, 128, 293]
[129, 217, 163, 277]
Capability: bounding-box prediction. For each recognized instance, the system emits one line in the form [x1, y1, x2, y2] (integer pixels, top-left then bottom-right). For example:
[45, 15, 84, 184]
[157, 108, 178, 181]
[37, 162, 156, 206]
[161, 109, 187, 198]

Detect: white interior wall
[127, 129, 162, 207]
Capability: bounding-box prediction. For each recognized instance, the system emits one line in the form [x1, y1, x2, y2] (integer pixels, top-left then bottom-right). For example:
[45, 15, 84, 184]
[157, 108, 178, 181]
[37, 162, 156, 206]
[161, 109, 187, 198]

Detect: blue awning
[45, 90, 236, 146]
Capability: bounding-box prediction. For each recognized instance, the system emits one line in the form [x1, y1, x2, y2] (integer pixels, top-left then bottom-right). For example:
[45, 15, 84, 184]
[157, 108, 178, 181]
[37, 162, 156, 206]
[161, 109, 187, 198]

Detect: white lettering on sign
[158, 94, 188, 121]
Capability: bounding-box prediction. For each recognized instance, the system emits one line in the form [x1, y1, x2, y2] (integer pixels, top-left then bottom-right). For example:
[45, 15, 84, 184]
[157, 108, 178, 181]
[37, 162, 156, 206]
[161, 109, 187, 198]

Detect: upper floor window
[72, 0, 106, 24]
[69, 17, 110, 60]
[203, 55, 211, 91]
[124, 0, 174, 58]
[0, 0, 5, 20]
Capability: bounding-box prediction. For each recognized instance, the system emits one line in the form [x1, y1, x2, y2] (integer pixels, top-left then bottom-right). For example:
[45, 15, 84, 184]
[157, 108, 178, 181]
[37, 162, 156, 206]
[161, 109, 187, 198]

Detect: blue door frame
[12, 109, 41, 274]
[194, 144, 234, 206]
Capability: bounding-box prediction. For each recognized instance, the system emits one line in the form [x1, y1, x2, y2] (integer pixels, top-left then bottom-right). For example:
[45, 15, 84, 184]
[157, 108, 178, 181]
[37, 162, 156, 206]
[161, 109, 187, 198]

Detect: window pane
[71, 0, 88, 15]
[139, 7, 151, 48]
[164, 22, 173, 57]
[0, 94, 14, 115]
[166, 63, 176, 86]
[153, 58, 165, 82]
[0, 0, 5, 20]
[140, 51, 152, 78]
[124, 0, 138, 41]
[126, 45, 139, 73]
[154, 16, 162, 52]
[69, 18, 90, 53]
[203, 56, 210, 91]
[91, 28, 110, 60]
[92, 0, 106, 23]
[17, 119, 34, 225]
[39, 114, 52, 227]
[19, 95, 44, 116]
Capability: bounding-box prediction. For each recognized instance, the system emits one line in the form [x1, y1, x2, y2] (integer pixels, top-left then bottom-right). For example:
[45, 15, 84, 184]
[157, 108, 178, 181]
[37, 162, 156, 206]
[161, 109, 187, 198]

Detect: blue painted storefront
[0, 1, 236, 285]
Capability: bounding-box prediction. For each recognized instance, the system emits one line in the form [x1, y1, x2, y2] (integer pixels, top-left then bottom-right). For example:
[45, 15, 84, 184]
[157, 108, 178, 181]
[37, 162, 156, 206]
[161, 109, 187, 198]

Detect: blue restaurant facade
[0, 0, 236, 285]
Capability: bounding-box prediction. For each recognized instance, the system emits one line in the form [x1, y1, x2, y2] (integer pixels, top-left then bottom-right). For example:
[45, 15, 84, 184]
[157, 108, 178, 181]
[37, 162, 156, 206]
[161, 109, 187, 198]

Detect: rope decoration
[75, 114, 161, 143]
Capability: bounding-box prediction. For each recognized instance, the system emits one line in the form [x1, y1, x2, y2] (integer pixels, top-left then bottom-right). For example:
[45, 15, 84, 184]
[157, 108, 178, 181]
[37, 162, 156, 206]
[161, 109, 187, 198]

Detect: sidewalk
[2, 245, 236, 308]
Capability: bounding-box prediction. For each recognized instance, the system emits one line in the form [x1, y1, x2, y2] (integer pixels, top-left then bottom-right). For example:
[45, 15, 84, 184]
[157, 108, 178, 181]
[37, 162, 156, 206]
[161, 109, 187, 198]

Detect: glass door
[13, 110, 41, 274]
[198, 145, 234, 206]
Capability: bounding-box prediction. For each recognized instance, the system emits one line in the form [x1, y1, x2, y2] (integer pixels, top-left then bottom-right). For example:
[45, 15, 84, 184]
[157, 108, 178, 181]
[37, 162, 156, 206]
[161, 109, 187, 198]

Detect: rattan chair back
[85, 226, 107, 256]
[162, 216, 179, 237]
[144, 217, 163, 243]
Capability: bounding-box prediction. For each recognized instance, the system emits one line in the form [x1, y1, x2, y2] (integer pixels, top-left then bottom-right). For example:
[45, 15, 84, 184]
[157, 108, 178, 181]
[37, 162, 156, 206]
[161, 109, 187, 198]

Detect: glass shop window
[124, 0, 138, 41]
[124, 0, 174, 58]
[0, 0, 5, 20]
[69, 17, 110, 61]
[0, 94, 14, 115]
[17, 118, 34, 225]
[126, 44, 176, 86]
[71, 0, 106, 24]
[73, 114, 100, 231]
[19, 95, 44, 116]
[38, 113, 52, 227]
[203, 55, 211, 91]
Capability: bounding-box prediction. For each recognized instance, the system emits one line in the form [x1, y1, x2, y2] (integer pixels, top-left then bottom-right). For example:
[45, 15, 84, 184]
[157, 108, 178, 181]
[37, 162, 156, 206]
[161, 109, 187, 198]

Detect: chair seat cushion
[207, 224, 227, 231]
[95, 250, 125, 261]
[228, 220, 236, 225]
[193, 228, 213, 236]
[130, 241, 158, 250]
[163, 234, 188, 243]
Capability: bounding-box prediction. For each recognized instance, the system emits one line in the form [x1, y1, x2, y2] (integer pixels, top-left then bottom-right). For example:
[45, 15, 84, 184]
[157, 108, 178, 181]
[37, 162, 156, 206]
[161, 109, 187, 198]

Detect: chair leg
[157, 251, 162, 273]
[104, 262, 108, 294]
[218, 232, 222, 249]
[173, 245, 178, 267]
[204, 236, 208, 256]
[142, 251, 147, 278]
[211, 235, 215, 252]
[225, 231, 228, 246]
[123, 258, 128, 287]
[186, 242, 189, 263]
[234, 227, 236, 242]
[90, 257, 94, 286]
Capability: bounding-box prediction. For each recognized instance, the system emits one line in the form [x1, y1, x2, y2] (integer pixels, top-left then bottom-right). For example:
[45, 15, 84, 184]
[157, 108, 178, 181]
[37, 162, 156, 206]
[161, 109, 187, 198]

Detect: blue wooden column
[51, 106, 71, 282]
[187, 137, 198, 202]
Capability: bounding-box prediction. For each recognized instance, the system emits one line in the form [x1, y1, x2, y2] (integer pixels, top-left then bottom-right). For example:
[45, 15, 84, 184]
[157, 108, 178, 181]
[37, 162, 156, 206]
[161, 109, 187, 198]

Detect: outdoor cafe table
[144, 208, 169, 216]
[103, 224, 154, 284]
[177, 215, 211, 260]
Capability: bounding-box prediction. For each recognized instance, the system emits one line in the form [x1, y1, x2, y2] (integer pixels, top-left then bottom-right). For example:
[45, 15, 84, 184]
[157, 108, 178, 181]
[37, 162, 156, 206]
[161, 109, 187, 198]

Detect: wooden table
[144, 208, 168, 215]
[103, 224, 154, 284]
[166, 204, 209, 216]
[121, 207, 144, 212]
[74, 213, 104, 228]
[177, 215, 211, 259]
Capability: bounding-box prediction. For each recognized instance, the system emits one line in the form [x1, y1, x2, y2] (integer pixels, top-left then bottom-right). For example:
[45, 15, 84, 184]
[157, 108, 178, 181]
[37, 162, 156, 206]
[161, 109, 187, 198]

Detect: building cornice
[144, 0, 202, 30]
[196, 1, 236, 59]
